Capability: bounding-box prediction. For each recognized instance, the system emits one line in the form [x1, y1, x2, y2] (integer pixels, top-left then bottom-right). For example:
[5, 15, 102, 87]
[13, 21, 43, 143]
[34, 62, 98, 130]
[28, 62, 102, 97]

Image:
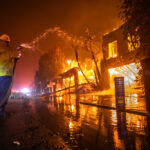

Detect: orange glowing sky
[0, 0, 121, 90]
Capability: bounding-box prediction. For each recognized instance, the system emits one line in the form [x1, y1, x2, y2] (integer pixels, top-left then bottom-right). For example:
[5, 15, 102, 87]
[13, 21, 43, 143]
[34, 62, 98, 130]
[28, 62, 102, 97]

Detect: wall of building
[101, 26, 150, 113]
[102, 27, 128, 59]
[101, 26, 138, 90]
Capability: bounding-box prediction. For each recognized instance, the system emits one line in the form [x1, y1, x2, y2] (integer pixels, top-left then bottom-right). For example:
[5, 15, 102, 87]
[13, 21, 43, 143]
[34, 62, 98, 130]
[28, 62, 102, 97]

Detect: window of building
[128, 35, 140, 51]
[108, 40, 117, 58]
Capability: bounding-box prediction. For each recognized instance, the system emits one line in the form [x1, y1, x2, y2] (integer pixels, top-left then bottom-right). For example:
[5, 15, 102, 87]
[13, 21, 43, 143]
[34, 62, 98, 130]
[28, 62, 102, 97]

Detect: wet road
[33, 94, 150, 150]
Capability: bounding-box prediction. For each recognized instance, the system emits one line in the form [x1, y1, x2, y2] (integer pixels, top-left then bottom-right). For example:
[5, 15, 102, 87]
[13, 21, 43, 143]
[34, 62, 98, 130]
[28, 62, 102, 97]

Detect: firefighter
[0, 34, 22, 118]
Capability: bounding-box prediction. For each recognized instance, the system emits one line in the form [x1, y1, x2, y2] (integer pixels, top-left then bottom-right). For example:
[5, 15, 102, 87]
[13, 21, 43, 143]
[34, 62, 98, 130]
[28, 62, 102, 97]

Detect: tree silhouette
[34, 46, 64, 92]
[119, 0, 150, 50]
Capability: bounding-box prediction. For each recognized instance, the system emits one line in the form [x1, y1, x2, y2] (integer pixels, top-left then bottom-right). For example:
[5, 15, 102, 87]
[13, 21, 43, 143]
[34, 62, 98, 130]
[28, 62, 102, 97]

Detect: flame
[109, 63, 142, 91]
[67, 60, 71, 65]
[57, 59, 95, 90]
[108, 41, 117, 58]
[69, 120, 73, 129]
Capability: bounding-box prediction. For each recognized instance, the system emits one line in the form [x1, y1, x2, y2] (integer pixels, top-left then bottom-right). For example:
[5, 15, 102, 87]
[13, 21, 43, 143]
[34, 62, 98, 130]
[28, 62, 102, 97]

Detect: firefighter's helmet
[0, 34, 11, 42]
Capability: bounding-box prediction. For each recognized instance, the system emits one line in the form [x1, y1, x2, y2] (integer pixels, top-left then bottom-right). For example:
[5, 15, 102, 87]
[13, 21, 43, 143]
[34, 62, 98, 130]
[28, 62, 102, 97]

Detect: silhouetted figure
[0, 34, 22, 118]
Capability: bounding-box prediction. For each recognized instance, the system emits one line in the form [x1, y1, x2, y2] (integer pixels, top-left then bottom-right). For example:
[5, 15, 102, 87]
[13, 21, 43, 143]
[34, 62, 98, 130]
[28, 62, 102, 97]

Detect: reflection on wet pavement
[37, 94, 150, 150]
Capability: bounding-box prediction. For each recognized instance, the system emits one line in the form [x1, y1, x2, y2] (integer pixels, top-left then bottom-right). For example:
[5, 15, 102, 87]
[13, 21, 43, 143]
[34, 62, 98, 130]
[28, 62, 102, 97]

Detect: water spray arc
[20, 26, 101, 88]
[20, 27, 99, 51]
[20, 27, 81, 50]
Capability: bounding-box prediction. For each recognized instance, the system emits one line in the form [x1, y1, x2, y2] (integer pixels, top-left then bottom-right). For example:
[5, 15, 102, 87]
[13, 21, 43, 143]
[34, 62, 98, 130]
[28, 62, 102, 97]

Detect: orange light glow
[69, 120, 73, 129]
[109, 63, 142, 94]
[59, 58, 96, 90]
[67, 60, 71, 65]
[108, 41, 117, 58]
[113, 129, 125, 149]
[126, 113, 147, 135]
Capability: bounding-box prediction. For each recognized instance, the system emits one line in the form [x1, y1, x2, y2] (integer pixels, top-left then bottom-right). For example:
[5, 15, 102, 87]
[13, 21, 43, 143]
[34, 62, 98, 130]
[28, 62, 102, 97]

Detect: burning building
[47, 64, 94, 95]
[101, 26, 143, 92]
[46, 25, 150, 110]
[101, 26, 150, 112]
[47, 26, 144, 93]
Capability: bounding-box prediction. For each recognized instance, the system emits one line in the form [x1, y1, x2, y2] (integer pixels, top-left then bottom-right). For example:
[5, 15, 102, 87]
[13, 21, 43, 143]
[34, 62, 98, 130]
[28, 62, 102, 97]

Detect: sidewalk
[79, 94, 148, 116]
[0, 99, 70, 150]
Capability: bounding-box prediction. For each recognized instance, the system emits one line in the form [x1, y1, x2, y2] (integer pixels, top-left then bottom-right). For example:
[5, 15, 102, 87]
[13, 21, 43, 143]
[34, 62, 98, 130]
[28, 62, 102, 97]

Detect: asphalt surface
[1, 94, 150, 150]
[0, 98, 70, 150]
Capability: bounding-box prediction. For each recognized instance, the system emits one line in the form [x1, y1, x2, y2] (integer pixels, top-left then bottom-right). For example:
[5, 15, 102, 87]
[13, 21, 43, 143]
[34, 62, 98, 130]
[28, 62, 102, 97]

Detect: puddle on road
[38, 94, 150, 150]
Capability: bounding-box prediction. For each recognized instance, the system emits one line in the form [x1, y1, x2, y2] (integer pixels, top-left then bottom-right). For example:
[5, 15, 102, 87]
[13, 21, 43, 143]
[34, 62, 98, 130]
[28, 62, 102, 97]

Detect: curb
[80, 102, 150, 116]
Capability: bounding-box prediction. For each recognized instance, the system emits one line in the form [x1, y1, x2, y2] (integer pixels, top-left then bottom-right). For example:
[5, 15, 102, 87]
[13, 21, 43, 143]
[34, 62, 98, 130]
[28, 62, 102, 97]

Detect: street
[0, 94, 150, 150]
